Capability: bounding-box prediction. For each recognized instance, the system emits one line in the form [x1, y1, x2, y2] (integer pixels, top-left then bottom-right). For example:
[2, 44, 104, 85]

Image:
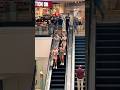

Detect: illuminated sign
[35, 1, 43, 7]
[35, 1, 52, 8]
[44, 2, 48, 7]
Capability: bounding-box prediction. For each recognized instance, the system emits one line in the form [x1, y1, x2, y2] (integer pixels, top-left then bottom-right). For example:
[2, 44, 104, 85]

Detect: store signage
[35, 1, 43, 7]
[44, 2, 48, 7]
[35, 1, 52, 8]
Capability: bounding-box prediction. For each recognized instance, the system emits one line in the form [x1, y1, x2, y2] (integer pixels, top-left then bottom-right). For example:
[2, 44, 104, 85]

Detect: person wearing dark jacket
[65, 14, 70, 35]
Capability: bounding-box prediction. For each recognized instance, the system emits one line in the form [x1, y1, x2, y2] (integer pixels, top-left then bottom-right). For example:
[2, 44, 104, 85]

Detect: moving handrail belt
[65, 26, 75, 90]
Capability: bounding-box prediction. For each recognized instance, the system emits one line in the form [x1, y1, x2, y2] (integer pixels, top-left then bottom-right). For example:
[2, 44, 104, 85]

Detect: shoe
[61, 63, 64, 65]
[55, 66, 57, 69]
[60, 63, 62, 65]
[53, 66, 55, 69]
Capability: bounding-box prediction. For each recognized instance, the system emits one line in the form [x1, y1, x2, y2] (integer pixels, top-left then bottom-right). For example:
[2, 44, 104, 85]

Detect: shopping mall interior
[35, 0, 85, 90]
[0, 0, 120, 90]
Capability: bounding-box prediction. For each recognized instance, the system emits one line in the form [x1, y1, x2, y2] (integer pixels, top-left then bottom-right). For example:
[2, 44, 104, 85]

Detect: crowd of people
[51, 31, 67, 69]
[35, 14, 85, 36]
[73, 16, 85, 34]
[35, 15, 64, 35]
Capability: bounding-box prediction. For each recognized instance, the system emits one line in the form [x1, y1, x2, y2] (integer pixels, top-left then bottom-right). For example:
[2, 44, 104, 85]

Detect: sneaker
[61, 63, 64, 65]
[53, 66, 55, 69]
[55, 66, 57, 69]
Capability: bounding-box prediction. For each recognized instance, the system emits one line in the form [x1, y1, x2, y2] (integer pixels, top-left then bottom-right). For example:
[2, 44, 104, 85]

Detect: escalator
[50, 56, 66, 90]
[96, 23, 120, 90]
[75, 36, 86, 90]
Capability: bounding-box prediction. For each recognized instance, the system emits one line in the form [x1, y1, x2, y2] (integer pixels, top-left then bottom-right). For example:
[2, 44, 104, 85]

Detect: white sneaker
[61, 63, 64, 65]
[55, 66, 57, 69]
[53, 66, 55, 69]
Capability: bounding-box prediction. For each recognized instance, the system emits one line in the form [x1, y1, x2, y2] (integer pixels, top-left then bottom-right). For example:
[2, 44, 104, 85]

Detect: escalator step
[75, 36, 86, 90]
[96, 23, 120, 90]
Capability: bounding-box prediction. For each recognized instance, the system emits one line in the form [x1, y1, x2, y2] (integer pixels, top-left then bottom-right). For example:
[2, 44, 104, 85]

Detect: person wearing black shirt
[65, 15, 70, 35]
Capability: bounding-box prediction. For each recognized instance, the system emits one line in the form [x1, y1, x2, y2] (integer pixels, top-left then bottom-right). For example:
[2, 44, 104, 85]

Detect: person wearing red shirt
[76, 65, 85, 90]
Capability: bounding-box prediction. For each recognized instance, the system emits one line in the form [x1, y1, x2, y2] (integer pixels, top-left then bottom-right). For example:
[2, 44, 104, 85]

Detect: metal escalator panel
[50, 56, 66, 90]
[75, 36, 86, 90]
[96, 23, 120, 90]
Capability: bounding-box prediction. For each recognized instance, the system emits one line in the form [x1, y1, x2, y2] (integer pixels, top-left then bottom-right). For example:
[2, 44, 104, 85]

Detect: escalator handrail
[65, 25, 74, 90]
[65, 28, 71, 90]
[71, 27, 75, 90]
[87, 0, 96, 90]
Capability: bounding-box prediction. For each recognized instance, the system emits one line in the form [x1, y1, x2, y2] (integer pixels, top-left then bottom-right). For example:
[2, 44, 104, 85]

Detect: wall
[0, 27, 34, 74]
[0, 27, 34, 90]
[35, 37, 52, 58]
[3, 75, 33, 90]
[96, 0, 120, 22]
[35, 37, 52, 89]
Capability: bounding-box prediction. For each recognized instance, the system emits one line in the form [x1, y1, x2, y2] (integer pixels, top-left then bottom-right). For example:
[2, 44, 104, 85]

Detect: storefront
[64, 1, 85, 19]
[52, 3, 64, 16]
[35, 1, 53, 18]
[35, 1, 65, 18]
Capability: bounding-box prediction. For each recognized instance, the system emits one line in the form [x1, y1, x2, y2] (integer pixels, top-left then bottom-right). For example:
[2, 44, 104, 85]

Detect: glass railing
[65, 25, 74, 90]
[71, 25, 75, 90]
[43, 28, 56, 90]
[35, 22, 54, 36]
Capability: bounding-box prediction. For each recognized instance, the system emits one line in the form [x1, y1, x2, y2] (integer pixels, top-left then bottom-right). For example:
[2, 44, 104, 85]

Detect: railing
[71, 26, 75, 90]
[86, 0, 96, 90]
[35, 23, 53, 36]
[65, 25, 74, 90]
[44, 28, 56, 90]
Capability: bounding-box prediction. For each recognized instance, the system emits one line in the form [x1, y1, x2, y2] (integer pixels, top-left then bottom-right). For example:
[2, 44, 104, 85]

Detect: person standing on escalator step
[76, 65, 85, 90]
[53, 33, 61, 48]
[61, 33, 67, 50]
[59, 44, 65, 65]
[52, 48, 58, 69]
[65, 14, 70, 36]
[58, 16, 63, 36]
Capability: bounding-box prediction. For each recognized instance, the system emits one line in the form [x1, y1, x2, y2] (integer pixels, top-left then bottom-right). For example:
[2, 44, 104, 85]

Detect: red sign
[35, 1, 43, 7]
[35, 1, 52, 8]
